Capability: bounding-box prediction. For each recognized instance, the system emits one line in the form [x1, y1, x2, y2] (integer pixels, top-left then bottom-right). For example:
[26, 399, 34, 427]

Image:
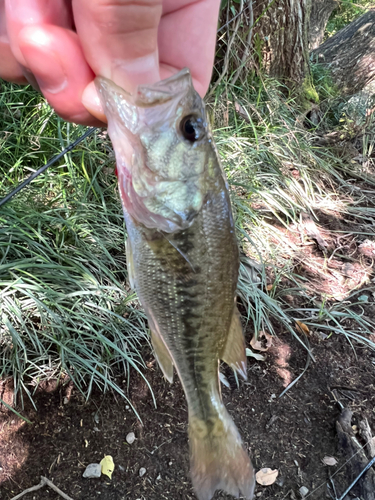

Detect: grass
[210, 76, 375, 356]
[0, 84, 153, 416]
[325, 0, 373, 38]
[1, 66, 375, 415]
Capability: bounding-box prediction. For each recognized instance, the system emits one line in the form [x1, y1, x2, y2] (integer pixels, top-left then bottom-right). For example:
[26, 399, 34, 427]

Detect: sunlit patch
[0, 385, 29, 486]
[275, 368, 292, 387]
[259, 214, 374, 301]
[269, 341, 293, 388]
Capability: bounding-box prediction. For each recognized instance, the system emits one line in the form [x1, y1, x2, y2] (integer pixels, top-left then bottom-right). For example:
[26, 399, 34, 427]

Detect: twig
[230, 0, 254, 87]
[41, 476, 74, 500]
[209, 0, 244, 97]
[217, 3, 251, 33]
[337, 455, 375, 500]
[8, 478, 46, 500]
[9, 476, 74, 500]
[359, 419, 375, 458]
[330, 385, 367, 394]
[330, 389, 344, 410]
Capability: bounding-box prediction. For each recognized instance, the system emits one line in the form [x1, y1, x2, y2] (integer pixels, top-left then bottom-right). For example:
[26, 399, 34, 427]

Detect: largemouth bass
[95, 69, 255, 500]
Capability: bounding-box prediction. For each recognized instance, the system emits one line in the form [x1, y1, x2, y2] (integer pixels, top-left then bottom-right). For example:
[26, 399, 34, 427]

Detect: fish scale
[96, 68, 255, 500]
[127, 188, 236, 403]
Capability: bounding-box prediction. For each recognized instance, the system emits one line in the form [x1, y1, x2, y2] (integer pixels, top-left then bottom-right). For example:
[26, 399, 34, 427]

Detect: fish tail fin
[188, 408, 255, 500]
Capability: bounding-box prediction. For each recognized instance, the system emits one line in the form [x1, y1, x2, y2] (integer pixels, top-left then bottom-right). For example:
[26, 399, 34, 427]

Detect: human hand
[0, 0, 221, 126]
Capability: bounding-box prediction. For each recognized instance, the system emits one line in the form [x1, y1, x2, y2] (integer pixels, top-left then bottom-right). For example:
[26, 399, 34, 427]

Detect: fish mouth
[95, 68, 193, 110]
[134, 68, 192, 107]
[94, 68, 199, 138]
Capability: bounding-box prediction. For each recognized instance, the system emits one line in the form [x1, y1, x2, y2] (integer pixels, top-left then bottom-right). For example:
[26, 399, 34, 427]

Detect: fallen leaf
[250, 331, 273, 352]
[295, 320, 310, 335]
[234, 101, 250, 122]
[245, 348, 265, 361]
[322, 456, 338, 466]
[256, 468, 279, 486]
[100, 455, 115, 479]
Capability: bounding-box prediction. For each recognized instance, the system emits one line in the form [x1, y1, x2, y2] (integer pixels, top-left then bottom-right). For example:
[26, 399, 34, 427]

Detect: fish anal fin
[150, 328, 174, 383]
[221, 307, 247, 380]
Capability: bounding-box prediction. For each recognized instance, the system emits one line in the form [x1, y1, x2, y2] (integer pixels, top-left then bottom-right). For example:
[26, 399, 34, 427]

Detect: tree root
[336, 408, 375, 500]
[9, 476, 74, 500]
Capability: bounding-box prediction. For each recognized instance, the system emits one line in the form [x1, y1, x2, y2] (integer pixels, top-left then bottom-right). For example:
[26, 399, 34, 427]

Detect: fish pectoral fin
[221, 306, 247, 380]
[150, 328, 174, 383]
[125, 237, 136, 289]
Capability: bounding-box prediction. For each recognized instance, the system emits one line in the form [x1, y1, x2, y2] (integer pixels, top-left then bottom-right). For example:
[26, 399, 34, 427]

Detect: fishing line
[0, 126, 97, 208]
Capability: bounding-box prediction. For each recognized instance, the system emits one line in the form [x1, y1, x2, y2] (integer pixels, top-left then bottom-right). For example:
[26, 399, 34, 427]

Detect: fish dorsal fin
[149, 322, 174, 383]
[220, 307, 247, 380]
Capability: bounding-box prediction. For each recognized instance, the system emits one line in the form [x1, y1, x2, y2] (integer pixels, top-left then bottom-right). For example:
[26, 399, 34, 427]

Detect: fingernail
[19, 27, 67, 95]
[82, 81, 106, 123]
[112, 51, 160, 94]
[5, 0, 45, 24]
[22, 67, 41, 92]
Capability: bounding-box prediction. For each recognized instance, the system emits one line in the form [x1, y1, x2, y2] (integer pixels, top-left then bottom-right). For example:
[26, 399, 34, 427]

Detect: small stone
[299, 486, 309, 497]
[156, 474, 161, 481]
[139, 467, 146, 477]
[126, 432, 135, 444]
[83, 463, 101, 478]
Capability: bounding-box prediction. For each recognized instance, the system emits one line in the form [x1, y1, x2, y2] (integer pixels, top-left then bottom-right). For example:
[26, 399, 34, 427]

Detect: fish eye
[180, 115, 205, 143]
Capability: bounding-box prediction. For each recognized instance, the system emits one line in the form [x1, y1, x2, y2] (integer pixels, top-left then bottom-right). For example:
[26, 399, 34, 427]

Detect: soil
[1, 326, 375, 500]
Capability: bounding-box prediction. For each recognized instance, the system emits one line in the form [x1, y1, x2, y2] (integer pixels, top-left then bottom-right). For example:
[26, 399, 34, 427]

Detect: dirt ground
[1, 325, 375, 500]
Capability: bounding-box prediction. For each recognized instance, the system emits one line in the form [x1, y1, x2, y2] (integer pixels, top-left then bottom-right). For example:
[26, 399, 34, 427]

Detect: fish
[95, 68, 255, 500]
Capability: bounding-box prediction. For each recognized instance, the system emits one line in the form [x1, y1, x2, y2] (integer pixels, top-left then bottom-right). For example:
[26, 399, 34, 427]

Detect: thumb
[73, 0, 162, 94]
